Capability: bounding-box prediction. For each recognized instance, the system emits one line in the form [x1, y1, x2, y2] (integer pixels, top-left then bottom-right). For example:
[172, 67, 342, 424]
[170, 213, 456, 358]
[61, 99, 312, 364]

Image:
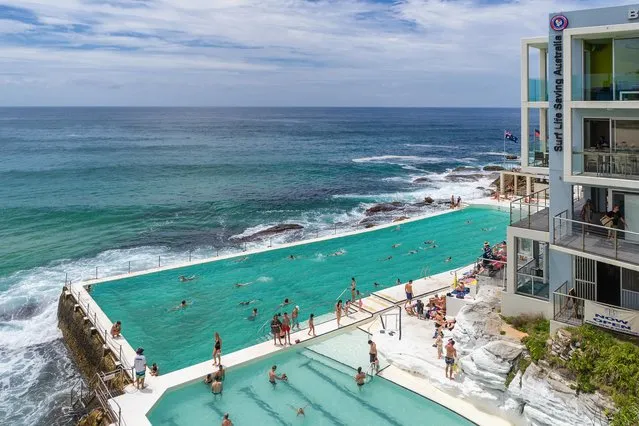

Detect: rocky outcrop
[393, 216, 409, 222]
[505, 363, 613, 426]
[460, 340, 524, 391]
[423, 196, 434, 204]
[239, 224, 304, 241]
[484, 165, 505, 171]
[453, 166, 480, 172]
[412, 177, 431, 184]
[365, 202, 403, 215]
[446, 173, 487, 182]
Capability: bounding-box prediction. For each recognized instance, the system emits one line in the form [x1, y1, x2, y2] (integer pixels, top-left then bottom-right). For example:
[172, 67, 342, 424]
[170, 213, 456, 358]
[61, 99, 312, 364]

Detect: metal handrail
[93, 370, 124, 426]
[509, 187, 549, 228]
[552, 213, 639, 262]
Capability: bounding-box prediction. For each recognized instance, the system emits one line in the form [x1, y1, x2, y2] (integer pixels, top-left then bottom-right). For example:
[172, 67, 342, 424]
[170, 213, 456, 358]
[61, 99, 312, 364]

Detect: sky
[0, 0, 632, 107]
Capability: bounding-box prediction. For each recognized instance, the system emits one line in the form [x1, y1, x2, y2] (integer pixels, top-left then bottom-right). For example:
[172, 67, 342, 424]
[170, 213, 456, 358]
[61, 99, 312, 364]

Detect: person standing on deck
[350, 277, 357, 302]
[445, 340, 457, 380]
[336, 300, 343, 327]
[307, 313, 316, 336]
[368, 340, 379, 373]
[134, 347, 146, 389]
[457, 196, 461, 208]
[291, 306, 300, 330]
[404, 280, 413, 308]
[271, 314, 282, 345]
[282, 312, 292, 345]
[212, 332, 222, 366]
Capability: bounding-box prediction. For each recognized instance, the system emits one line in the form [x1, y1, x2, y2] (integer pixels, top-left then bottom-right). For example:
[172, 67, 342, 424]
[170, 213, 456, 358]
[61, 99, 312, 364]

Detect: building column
[526, 176, 532, 195]
[513, 173, 518, 196]
[539, 108, 548, 157]
[500, 172, 505, 198]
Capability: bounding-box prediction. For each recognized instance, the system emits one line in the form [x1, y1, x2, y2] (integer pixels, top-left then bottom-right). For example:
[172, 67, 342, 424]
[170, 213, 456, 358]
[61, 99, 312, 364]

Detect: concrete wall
[502, 292, 550, 318]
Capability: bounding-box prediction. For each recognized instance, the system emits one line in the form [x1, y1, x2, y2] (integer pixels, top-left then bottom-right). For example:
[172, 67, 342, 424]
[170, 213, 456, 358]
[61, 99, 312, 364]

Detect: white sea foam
[404, 144, 459, 149]
[256, 276, 273, 283]
[352, 155, 445, 164]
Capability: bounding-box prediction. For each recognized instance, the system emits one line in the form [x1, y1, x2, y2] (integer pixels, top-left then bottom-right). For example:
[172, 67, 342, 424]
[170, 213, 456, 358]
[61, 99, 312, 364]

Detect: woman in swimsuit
[336, 300, 343, 327]
[213, 332, 222, 366]
[271, 315, 282, 346]
[307, 314, 316, 337]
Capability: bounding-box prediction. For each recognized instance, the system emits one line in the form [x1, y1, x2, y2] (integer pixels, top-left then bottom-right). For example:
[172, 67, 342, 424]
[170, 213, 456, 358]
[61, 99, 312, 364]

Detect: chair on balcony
[534, 152, 545, 167]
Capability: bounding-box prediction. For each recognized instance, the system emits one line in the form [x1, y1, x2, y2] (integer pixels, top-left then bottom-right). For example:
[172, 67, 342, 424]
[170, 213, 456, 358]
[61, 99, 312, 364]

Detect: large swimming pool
[91, 206, 507, 372]
[147, 341, 474, 426]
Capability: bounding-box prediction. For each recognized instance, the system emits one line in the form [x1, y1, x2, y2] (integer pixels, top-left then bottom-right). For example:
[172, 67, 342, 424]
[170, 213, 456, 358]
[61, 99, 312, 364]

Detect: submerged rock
[423, 196, 434, 204]
[483, 165, 505, 171]
[453, 166, 480, 172]
[393, 216, 409, 222]
[446, 173, 486, 182]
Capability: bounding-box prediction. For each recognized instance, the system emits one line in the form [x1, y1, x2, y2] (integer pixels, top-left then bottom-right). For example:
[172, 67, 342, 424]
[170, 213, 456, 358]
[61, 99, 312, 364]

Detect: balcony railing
[553, 281, 639, 328]
[571, 72, 639, 101]
[509, 188, 549, 231]
[528, 78, 548, 102]
[572, 150, 639, 180]
[552, 211, 639, 265]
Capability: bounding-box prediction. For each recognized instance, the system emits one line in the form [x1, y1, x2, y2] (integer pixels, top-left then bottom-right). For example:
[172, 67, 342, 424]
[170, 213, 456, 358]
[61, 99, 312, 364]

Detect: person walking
[368, 340, 379, 373]
[404, 280, 413, 308]
[307, 313, 316, 336]
[350, 277, 357, 302]
[134, 347, 147, 389]
[212, 332, 222, 366]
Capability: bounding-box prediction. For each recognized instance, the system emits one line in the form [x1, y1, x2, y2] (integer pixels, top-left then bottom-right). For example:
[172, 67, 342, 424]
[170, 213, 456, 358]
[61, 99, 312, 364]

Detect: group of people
[270, 307, 302, 345]
[132, 347, 159, 390]
[584, 200, 629, 240]
[336, 278, 365, 327]
[450, 194, 462, 209]
[478, 240, 507, 275]
[204, 364, 226, 395]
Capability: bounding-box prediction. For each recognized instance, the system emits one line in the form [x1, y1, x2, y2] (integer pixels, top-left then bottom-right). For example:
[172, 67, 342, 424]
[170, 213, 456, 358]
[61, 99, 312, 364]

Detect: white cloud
[0, 0, 631, 106]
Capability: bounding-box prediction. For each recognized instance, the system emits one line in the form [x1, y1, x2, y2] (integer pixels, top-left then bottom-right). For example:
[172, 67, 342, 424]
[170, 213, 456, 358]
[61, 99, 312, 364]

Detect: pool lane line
[299, 361, 405, 426]
[280, 377, 348, 426]
[238, 386, 289, 426]
[375, 369, 479, 426]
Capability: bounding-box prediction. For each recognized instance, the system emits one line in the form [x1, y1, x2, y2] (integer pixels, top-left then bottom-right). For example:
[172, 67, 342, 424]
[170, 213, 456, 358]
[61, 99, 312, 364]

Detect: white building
[502, 4, 639, 337]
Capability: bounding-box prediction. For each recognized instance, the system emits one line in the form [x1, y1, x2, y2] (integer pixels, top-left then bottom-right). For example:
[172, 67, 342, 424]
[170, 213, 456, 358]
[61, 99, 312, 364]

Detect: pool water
[146, 346, 474, 426]
[91, 206, 507, 372]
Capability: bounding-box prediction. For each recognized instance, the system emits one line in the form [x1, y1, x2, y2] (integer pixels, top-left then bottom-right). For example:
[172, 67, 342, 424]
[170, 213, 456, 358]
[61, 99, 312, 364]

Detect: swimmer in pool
[289, 405, 308, 416]
[234, 256, 249, 263]
[407, 250, 418, 255]
[373, 282, 380, 287]
[329, 250, 345, 257]
[392, 243, 401, 248]
[248, 308, 258, 320]
[393, 225, 400, 232]
[171, 300, 188, 311]
[234, 282, 253, 288]
[239, 300, 258, 306]
[424, 240, 435, 245]
[466, 220, 472, 224]
[280, 298, 292, 307]
[445, 257, 452, 262]
[178, 275, 196, 282]
[382, 256, 392, 261]
[288, 255, 296, 260]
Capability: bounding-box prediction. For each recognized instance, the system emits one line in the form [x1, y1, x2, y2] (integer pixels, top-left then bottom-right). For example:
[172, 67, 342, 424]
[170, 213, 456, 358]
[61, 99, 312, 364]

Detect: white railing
[621, 289, 639, 311]
[509, 187, 549, 230]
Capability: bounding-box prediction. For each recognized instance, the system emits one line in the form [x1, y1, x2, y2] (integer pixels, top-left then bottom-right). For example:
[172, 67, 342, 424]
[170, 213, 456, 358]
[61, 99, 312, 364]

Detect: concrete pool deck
[64, 197, 510, 425]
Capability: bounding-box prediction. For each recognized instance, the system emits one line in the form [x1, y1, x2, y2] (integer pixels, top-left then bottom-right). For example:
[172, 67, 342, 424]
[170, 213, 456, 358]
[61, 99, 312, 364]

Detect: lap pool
[91, 206, 507, 372]
[147, 340, 474, 426]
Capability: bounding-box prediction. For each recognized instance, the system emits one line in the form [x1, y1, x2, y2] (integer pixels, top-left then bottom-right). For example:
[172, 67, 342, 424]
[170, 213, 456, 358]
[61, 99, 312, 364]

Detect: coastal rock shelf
[375, 284, 614, 426]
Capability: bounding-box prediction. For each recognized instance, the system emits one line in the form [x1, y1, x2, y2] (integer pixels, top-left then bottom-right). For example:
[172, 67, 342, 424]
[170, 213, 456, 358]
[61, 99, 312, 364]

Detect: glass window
[583, 39, 613, 101]
[614, 38, 639, 100]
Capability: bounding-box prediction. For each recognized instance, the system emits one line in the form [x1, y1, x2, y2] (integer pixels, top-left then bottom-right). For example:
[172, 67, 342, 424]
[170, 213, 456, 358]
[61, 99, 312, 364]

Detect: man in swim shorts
[368, 340, 379, 373]
[212, 376, 223, 394]
[268, 365, 287, 384]
[445, 340, 457, 380]
[404, 280, 413, 307]
[133, 347, 146, 389]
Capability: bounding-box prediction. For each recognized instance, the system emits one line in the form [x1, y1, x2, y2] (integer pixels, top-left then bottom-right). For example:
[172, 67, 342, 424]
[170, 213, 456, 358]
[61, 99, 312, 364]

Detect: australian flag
[504, 130, 518, 143]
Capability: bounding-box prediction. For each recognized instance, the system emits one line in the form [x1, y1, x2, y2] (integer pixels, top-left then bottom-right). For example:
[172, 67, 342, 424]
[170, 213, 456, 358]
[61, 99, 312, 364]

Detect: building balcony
[553, 281, 639, 329]
[552, 212, 639, 266]
[572, 73, 639, 102]
[510, 188, 549, 232]
[572, 150, 639, 181]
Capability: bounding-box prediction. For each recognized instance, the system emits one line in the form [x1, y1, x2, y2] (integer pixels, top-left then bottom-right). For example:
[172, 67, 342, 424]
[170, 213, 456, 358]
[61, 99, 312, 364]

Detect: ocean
[0, 107, 519, 424]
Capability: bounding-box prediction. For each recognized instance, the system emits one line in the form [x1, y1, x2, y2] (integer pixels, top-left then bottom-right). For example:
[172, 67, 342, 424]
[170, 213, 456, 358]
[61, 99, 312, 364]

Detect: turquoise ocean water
[0, 107, 518, 424]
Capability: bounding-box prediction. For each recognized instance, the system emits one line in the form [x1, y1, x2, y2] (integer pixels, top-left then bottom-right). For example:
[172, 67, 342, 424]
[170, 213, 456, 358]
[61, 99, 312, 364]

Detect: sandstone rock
[423, 196, 434, 204]
[364, 223, 375, 228]
[453, 166, 480, 172]
[484, 165, 505, 171]
[393, 216, 409, 222]
[446, 173, 486, 182]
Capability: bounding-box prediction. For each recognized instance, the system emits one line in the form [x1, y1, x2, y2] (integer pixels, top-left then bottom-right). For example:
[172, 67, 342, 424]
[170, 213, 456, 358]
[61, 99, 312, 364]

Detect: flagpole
[503, 131, 506, 168]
